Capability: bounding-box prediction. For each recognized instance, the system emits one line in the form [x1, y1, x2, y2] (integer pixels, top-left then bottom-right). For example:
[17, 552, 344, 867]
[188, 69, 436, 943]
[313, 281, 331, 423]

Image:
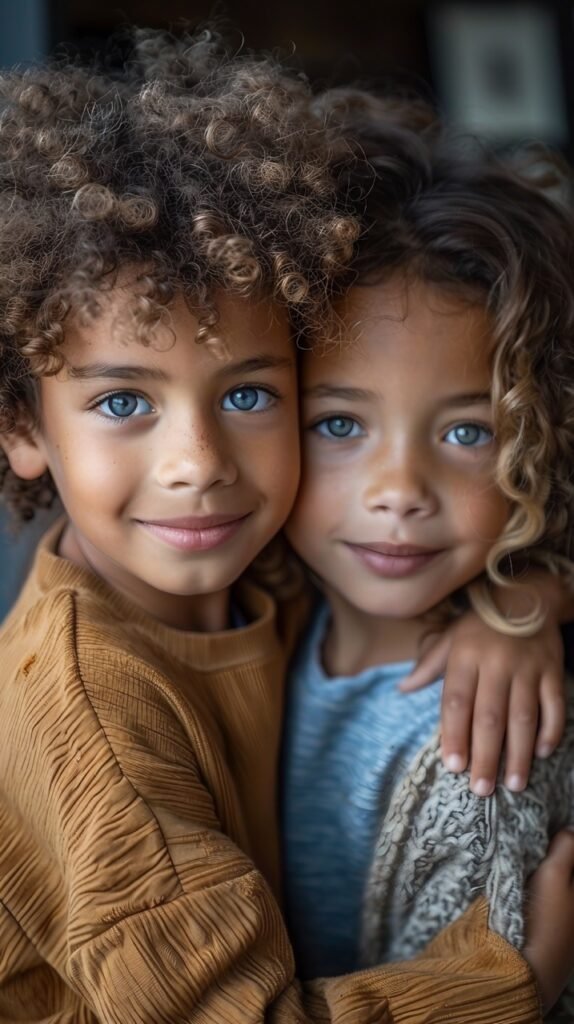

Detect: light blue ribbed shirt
[282, 603, 442, 979]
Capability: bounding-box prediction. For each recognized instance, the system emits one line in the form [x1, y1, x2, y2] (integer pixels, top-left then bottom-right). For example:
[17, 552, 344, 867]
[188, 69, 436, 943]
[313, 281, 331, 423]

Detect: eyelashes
[220, 386, 279, 413]
[308, 414, 495, 450]
[442, 423, 494, 448]
[89, 384, 282, 423]
[312, 415, 364, 439]
[94, 392, 154, 420]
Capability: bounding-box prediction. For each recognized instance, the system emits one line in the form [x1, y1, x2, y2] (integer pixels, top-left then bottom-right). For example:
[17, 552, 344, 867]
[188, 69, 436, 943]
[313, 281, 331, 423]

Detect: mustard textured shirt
[0, 524, 541, 1023]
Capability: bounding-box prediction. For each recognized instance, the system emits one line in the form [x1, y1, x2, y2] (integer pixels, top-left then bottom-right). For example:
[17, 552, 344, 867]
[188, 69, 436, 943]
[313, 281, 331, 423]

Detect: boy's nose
[155, 421, 238, 493]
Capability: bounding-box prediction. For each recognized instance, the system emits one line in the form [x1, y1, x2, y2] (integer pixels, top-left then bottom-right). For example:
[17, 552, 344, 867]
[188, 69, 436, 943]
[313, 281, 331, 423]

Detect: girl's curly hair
[318, 88, 574, 633]
[0, 28, 359, 521]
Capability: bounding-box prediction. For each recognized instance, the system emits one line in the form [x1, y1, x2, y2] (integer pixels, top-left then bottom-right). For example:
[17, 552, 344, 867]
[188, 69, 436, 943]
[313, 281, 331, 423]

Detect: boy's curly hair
[318, 88, 574, 633]
[0, 28, 359, 521]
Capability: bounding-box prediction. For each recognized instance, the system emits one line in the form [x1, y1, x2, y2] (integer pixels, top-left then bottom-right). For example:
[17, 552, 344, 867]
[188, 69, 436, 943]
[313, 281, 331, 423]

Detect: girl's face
[287, 275, 509, 624]
[7, 280, 300, 629]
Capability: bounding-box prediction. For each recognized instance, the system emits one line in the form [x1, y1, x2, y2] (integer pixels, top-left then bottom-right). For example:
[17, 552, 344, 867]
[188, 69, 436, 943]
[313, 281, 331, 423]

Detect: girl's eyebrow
[304, 385, 491, 406]
[66, 355, 293, 381]
[440, 391, 491, 407]
[304, 384, 375, 401]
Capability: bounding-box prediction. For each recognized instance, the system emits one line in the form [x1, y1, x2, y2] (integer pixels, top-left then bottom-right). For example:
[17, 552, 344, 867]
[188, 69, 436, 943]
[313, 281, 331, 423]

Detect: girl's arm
[522, 828, 574, 1014]
[401, 570, 571, 796]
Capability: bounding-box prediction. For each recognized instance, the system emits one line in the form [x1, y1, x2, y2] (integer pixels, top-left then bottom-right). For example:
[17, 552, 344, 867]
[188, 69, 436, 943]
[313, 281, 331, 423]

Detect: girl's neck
[321, 586, 437, 677]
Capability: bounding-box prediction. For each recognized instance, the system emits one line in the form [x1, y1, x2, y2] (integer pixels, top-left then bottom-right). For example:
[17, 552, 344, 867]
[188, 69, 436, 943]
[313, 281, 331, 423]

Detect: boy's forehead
[61, 284, 294, 368]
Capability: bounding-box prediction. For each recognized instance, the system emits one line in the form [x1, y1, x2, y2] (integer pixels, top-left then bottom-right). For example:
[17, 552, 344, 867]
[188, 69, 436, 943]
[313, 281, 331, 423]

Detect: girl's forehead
[335, 275, 488, 326]
[304, 277, 493, 385]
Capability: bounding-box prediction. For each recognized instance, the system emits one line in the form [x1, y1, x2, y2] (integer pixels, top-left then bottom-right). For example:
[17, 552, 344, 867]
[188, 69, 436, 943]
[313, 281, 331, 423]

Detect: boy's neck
[321, 586, 435, 677]
[59, 523, 232, 633]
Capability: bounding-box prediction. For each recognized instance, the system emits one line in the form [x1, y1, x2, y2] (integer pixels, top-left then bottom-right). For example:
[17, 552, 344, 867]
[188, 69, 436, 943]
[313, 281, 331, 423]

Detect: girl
[283, 94, 574, 1017]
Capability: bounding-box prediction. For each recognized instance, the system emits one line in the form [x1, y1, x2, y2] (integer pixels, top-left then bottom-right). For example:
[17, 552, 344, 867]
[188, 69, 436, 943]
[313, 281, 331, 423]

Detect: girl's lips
[138, 514, 251, 552]
[345, 541, 444, 578]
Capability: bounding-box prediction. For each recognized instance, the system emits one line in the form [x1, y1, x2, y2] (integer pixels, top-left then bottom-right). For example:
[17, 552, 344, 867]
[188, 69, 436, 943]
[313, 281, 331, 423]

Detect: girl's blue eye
[444, 423, 493, 447]
[222, 387, 274, 412]
[98, 393, 153, 419]
[314, 416, 363, 439]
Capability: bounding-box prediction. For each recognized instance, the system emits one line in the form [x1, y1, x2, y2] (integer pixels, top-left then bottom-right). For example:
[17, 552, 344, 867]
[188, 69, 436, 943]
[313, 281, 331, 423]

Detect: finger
[502, 677, 539, 792]
[535, 671, 567, 758]
[439, 664, 478, 773]
[468, 679, 510, 796]
[400, 633, 451, 692]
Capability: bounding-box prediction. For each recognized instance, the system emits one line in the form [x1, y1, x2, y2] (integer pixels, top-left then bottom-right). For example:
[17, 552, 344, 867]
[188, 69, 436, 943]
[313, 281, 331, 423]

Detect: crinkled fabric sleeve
[0, 596, 542, 1024]
[68, 889, 543, 1024]
[66, 673, 542, 1024]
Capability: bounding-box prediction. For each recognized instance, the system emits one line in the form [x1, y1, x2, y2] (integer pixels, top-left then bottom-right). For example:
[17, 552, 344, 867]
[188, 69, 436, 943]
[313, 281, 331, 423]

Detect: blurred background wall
[3, 0, 574, 154]
[1, 0, 573, 617]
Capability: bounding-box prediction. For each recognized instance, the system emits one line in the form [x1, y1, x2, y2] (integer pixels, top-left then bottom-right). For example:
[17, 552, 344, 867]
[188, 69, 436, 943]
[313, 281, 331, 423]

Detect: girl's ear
[0, 420, 49, 481]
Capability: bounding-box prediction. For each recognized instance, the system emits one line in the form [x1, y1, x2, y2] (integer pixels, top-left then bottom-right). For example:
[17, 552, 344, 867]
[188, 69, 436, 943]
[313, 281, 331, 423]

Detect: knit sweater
[360, 686, 574, 1022]
[0, 524, 542, 1023]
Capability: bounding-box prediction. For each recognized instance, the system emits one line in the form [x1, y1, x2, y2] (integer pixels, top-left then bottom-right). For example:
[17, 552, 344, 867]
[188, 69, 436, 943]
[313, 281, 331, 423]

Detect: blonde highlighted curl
[320, 88, 574, 634]
[0, 28, 359, 520]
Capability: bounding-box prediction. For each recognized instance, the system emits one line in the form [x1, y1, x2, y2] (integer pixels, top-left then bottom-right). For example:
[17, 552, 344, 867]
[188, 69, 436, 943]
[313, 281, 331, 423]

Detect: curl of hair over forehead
[0, 28, 359, 521]
[318, 88, 574, 633]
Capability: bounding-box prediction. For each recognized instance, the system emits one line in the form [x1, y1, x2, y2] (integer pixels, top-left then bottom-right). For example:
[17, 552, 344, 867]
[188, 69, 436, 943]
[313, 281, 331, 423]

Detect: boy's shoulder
[0, 521, 199, 752]
[0, 523, 162, 682]
[0, 524, 207, 834]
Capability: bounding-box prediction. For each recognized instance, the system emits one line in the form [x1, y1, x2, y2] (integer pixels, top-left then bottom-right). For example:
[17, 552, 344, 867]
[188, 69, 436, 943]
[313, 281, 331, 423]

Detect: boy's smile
[287, 275, 509, 661]
[13, 281, 299, 630]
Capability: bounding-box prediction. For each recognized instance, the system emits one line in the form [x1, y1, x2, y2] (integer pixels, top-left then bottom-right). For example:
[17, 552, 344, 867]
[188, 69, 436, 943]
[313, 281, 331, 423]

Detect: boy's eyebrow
[66, 355, 293, 381]
[67, 363, 169, 381]
[218, 355, 294, 377]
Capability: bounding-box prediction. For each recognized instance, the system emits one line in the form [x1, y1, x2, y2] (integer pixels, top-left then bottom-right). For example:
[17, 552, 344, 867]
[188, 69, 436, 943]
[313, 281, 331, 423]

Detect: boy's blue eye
[98, 393, 153, 419]
[314, 416, 363, 439]
[444, 423, 493, 447]
[221, 387, 274, 412]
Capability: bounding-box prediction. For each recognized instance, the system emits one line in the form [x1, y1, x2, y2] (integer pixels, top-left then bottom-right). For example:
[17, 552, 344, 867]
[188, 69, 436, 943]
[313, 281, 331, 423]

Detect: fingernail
[505, 774, 525, 792]
[471, 778, 494, 797]
[444, 754, 465, 772]
[536, 743, 553, 758]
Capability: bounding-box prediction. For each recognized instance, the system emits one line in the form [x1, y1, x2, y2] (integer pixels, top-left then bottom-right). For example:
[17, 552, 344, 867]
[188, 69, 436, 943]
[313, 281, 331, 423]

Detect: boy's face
[11, 282, 299, 627]
[287, 276, 509, 623]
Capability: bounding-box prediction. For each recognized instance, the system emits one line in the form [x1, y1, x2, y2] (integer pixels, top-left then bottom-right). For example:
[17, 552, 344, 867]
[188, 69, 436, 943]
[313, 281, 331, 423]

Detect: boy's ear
[0, 420, 49, 481]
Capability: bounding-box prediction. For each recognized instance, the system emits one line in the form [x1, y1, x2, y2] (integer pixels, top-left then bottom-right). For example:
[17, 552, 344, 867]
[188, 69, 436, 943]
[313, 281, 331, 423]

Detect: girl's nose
[363, 447, 437, 519]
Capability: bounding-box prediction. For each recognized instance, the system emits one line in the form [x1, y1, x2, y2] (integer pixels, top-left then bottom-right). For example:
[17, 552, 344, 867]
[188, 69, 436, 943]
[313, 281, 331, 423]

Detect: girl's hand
[523, 829, 574, 1014]
[400, 610, 566, 796]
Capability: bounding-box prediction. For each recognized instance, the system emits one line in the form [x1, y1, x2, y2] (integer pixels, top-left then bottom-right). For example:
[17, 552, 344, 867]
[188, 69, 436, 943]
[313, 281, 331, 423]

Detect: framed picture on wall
[427, 3, 569, 145]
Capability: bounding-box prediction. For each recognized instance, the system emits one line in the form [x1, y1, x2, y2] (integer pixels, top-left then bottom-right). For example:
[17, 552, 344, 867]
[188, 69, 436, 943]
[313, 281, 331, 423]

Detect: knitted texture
[360, 683, 574, 1021]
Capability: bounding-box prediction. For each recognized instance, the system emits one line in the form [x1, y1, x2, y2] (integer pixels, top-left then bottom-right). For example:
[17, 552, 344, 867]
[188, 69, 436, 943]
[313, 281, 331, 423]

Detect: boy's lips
[344, 540, 444, 578]
[136, 513, 252, 552]
[141, 514, 249, 529]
